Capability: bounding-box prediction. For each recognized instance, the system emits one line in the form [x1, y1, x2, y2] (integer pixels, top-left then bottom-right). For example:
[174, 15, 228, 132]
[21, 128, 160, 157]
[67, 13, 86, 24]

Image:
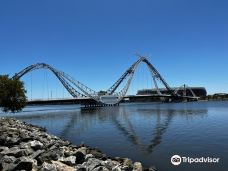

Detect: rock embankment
[0, 118, 156, 171]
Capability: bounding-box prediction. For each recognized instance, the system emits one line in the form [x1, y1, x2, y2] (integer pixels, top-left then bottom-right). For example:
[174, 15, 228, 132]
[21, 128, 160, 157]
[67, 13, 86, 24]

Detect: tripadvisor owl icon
[171, 155, 182, 166]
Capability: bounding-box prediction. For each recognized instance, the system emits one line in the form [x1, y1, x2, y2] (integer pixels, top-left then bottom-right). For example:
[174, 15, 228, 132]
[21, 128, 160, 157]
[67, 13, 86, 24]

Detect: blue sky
[0, 0, 228, 98]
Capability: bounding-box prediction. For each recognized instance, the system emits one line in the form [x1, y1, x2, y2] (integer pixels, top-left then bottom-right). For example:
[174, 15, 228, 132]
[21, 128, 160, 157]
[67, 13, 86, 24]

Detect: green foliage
[0, 75, 27, 112]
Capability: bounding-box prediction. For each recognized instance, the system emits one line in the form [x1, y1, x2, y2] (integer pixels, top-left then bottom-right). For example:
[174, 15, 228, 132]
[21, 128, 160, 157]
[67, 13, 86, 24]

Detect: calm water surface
[1, 101, 228, 171]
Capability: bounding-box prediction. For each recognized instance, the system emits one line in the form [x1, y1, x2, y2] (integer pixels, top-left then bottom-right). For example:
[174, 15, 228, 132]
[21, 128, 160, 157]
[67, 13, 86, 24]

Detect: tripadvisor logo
[171, 155, 220, 166]
[171, 155, 182, 166]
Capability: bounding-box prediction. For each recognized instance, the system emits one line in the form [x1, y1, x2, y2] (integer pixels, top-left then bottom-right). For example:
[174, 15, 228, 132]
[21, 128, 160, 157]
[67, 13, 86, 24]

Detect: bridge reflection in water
[50, 104, 208, 155]
[8, 104, 208, 156]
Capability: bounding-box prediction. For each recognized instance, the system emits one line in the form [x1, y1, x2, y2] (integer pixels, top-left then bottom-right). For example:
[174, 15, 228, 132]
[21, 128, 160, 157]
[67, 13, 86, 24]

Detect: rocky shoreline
[0, 118, 156, 171]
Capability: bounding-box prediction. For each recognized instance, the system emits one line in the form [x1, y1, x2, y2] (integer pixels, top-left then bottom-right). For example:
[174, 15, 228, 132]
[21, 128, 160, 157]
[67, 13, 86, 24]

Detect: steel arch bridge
[12, 56, 198, 105]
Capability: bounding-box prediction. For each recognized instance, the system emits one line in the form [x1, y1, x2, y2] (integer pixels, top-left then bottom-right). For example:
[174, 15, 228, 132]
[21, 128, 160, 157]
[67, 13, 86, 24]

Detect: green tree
[0, 75, 27, 112]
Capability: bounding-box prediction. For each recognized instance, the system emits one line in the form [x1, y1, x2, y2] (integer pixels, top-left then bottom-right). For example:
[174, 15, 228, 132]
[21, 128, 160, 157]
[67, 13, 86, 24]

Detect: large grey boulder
[82, 158, 102, 171]
[58, 156, 76, 166]
[30, 140, 44, 150]
[133, 162, 143, 171]
[40, 162, 57, 171]
[0, 155, 17, 171]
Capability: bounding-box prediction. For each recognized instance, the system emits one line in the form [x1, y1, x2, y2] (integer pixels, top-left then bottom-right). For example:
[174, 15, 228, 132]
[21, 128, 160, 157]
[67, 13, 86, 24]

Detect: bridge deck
[27, 94, 199, 106]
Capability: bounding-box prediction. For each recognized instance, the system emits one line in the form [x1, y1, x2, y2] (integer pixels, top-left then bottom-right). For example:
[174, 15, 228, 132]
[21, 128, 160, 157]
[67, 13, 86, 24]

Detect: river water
[1, 101, 228, 171]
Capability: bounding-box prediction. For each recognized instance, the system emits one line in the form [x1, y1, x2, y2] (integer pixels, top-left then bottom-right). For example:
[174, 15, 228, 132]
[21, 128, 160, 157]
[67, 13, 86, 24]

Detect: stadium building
[137, 87, 207, 97]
